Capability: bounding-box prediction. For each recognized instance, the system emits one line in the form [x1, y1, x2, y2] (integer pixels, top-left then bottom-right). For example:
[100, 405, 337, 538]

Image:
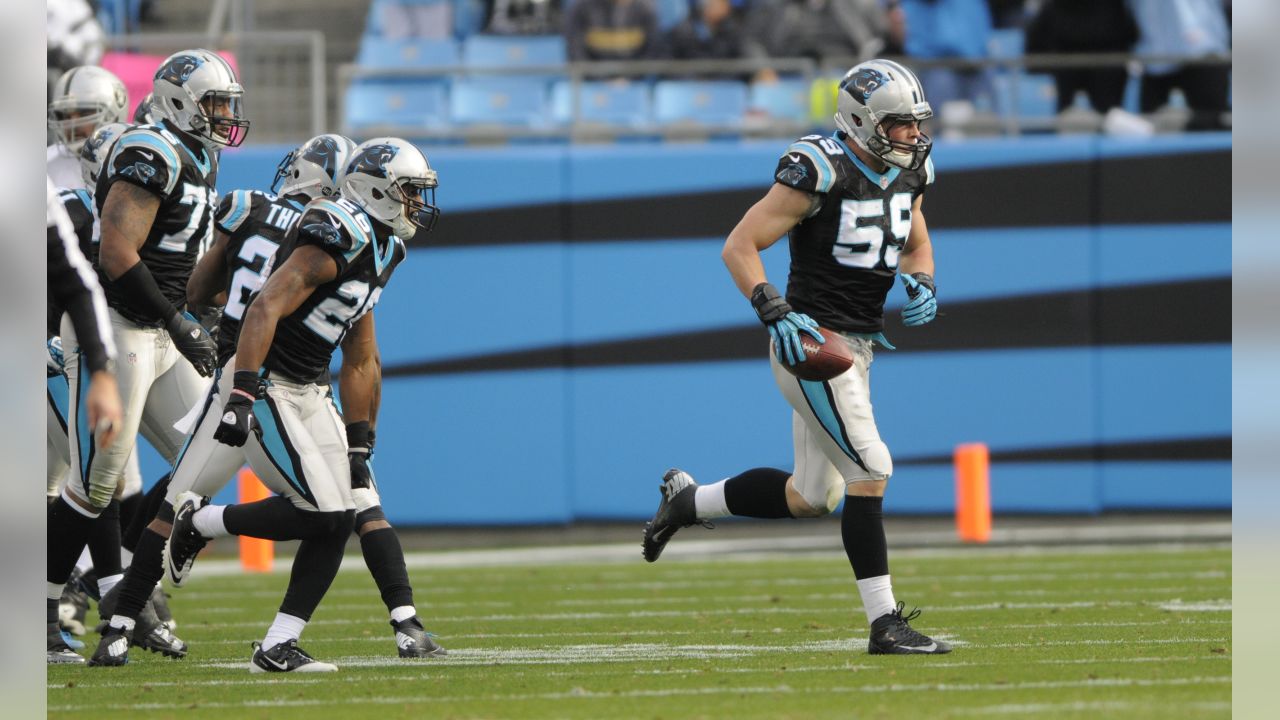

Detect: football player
[160, 138, 439, 673]
[642, 59, 949, 655]
[47, 66, 128, 190]
[47, 48, 247, 665]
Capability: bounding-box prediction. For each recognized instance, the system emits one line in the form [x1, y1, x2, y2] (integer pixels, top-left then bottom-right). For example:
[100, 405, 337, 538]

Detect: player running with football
[642, 59, 950, 655]
[92, 135, 445, 667]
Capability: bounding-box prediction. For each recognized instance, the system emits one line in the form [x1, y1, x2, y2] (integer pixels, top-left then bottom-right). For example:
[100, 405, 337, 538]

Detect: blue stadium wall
[138, 132, 1229, 523]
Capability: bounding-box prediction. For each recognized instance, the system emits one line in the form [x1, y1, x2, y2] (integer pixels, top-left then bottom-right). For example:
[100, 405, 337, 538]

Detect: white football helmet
[342, 137, 439, 238]
[133, 92, 156, 124]
[834, 59, 933, 171]
[48, 66, 128, 154]
[150, 49, 249, 150]
[272, 134, 358, 201]
[78, 121, 128, 190]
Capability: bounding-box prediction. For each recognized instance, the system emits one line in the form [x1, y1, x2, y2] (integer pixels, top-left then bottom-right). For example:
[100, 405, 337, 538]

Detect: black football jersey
[96, 120, 219, 327]
[49, 188, 99, 336]
[213, 189, 305, 365]
[773, 133, 935, 334]
[262, 196, 406, 384]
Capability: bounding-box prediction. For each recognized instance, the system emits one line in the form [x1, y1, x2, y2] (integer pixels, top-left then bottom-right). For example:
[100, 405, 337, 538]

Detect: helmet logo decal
[348, 143, 398, 179]
[844, 67, 888, 104]
[121, 162, 157, 182]
[156, 54, 204, 86]
[303, 136, 342, 182]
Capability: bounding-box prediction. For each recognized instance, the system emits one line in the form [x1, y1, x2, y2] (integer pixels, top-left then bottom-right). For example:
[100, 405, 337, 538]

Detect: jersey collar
[832, 133, 900, 189]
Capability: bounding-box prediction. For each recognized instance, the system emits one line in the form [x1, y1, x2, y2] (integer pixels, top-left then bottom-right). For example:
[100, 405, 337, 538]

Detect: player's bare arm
[339, 312, 380, 429]
[722, 182, 819, 298]
[898, 195, 934, 278]
[98, 181, 160, 279]
[234, 244, 338, 374]
[187, 228, 232, 307]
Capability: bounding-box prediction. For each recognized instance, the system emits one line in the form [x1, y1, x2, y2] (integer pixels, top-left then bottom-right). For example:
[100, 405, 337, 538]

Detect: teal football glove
[751, 282, 825, 366]
[901, 273, 937, 327]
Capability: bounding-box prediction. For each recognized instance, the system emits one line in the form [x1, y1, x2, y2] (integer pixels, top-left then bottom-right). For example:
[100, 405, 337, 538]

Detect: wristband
[113, 260, 178, 324]
[232, 370, 263, 400]
[346, 421, 373, 451]
[909, 272, 935, 296]
[750, 282, 792, 325]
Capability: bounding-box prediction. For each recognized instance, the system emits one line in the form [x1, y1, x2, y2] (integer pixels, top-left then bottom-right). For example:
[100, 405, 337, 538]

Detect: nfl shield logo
[879, 176, 889, 189]
[127, 352, 137, 365]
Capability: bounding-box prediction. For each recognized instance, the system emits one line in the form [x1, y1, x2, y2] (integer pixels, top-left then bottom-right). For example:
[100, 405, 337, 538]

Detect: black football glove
[166, 310, 217, 377]
[213, 371, 263, 447]
[347, 421, 377, 491]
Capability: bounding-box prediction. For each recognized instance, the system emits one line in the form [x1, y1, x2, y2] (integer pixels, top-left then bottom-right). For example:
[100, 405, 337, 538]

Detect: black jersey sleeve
[294, 199, 373, 274]
[215, 189, 258, 235]
[774, 137, 839, 195]
[47, 182, 115, 374]
[101, 127, 181, 199]
[58, 188, 95, 252]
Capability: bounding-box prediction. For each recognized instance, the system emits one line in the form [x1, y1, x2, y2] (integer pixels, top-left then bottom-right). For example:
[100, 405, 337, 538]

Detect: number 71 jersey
[775, 133, 935, 334]
[264, 196, 407, 384]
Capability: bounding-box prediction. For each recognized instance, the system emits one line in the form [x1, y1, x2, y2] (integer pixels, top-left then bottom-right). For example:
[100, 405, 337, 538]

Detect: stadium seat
[345, 78, 451, 131]
[367, 0, 454, 40]
[454, 0, 488, 38]
[655, 0, 690, 31]
[986, 28, 1025, 59]
[450, 78, 551, 127]
[357, 38, 461, 67]
[653, 80, 748, 127]
[462, 35, 567, 67]
[992, 72, 1057, 120]
[551, 80, 652, 128]
[748, 79, 811, 122]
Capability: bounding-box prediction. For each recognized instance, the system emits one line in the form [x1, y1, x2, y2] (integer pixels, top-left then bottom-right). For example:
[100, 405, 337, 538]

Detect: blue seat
[450, 78, 551, 127]
[551, 80, 652, 127]
[345, 79, 451, 131]
[987, 28, 1025, 59]
[367, 0, 455, 39]
[653, 80, 748, 126]
[462, 34, 567, 67]
[992, 72, 1057, 119]
[655, 0, 690, 31]
[748, 79, 810, 122]
[454, 0, 488, 38]
[357, 38, 461, 67]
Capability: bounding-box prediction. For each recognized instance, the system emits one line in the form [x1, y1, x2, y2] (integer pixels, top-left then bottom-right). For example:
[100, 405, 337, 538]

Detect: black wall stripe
[384, 277, 1229, 378]
[894, 436, 1231, 465]
[408, 149, 1229, 249]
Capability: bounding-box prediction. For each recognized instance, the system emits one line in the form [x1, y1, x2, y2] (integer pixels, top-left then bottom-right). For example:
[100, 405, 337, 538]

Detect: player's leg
[47, 372, 71, 503]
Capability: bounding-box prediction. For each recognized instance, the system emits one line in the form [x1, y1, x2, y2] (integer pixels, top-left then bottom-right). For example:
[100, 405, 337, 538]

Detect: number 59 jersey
[96, 121, 219, 327]
[774, 133, 935, 334]
[213, 189, 306, 366]
[264, 196, 407, 384]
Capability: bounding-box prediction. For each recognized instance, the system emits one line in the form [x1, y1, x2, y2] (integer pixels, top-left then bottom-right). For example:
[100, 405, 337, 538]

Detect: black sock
[48, 496, 96, 586]
[48, 597, 59, 625]
[841, 495, 889, 579]
[87, 499, 123, 580]
[279, 511, 354, 622]
[724, 467, 793, 519]
[360, 526, 414, 613]
[224, 496, 325, 541]
[111, 527, 168, 623]
[119, 482, 154, 553]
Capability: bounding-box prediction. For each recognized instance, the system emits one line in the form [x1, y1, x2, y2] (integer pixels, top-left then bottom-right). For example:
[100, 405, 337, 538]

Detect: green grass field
[48, 543, 1230, 719]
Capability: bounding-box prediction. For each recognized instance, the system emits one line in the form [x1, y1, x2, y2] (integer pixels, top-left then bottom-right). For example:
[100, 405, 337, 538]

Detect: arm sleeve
[47, 182, 115, 373]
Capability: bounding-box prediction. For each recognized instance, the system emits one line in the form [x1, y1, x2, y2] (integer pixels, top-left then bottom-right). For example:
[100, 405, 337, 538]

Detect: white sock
[694, 481, 731, 520]
[48, 582, 64, 602]
[261, 612, 307, 651]
[856, 575, 896, 625]
[121, 548, 133, 567]
[390, 605, 416, 624]
[191, 505, 229, 538]
[97, 573, 124, 597]
[109, 615, 136, 632]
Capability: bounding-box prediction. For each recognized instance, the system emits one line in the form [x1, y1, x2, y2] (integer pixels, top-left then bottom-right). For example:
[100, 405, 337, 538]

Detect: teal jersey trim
[311, 199, 372, 264]
[832, 133, 901, 188]
[787, 142, 836, 194]
[254, 398, 311, 504]
[798, 378, 862, 466]
[219, 189, 253, 233]
[112, 131, 182, 195]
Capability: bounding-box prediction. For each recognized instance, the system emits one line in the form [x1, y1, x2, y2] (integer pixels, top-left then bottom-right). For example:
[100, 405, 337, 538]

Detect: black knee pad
[296, 508, 355, 540]
[356, 505, 387, 528]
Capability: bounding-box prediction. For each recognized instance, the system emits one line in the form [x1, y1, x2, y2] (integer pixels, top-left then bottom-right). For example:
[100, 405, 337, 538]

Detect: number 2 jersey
[95, 120, 218, 327]
[262, 197, 407, 384]
[773, 133, 935, 334]
[212, 189, 305, 367]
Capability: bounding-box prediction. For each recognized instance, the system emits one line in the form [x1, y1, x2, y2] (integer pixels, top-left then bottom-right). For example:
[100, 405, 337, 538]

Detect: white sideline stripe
[46, 675, 1231, 710]
[1156, 600, 1232, 612]
[952, 701, 1231, 716]
[48, 654, 1229, 690]
[177, 534, 1229, 579]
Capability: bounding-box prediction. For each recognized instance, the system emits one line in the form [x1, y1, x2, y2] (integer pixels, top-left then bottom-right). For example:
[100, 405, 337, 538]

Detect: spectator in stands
[566, 0, 661, 61]
[1127, 0, 1231, 131]
[484, 0, 564, 35]
[1025, 0, 1138, 114]
[659, 0, 776, 81]
[744, 0, 895, 64]
[898, 0, 993, 117]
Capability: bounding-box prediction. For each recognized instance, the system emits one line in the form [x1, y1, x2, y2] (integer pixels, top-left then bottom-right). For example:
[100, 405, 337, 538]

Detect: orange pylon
[954, 443, 992, 543]
[238, 468, 274, 572]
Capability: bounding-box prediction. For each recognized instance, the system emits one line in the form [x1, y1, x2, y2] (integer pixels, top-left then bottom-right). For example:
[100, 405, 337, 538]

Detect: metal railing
[104, 31, 326, 144]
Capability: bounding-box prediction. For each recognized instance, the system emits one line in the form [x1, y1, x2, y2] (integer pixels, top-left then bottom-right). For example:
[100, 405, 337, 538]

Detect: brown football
[785, 328, 854, 382]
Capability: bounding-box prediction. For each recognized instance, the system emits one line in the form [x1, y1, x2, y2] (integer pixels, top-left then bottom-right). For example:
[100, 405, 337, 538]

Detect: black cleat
[641, 468, 710, 563]
[97, 584, 188, 659]
[392, 617, 447, 658]
[48, 622, 85, 664]
[165, 492, 210, 587]
[868, 602, 952, 655]
[87, 625, 130, 667]
[250, 639, 337, 673]
[58, 569, 90, 637]
[149, 585, 176, 631]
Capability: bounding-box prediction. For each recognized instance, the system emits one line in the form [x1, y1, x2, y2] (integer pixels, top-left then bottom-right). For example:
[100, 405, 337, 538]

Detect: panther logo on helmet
[302, 136, 342, 182]
[844, 67, 888, 103]
[156, 55, 204, 86]
[348, 143, 399, 179]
